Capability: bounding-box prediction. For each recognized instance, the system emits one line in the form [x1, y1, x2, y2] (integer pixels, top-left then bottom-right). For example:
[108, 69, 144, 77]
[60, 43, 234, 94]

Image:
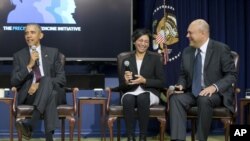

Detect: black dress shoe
[139, 135, 146, 141]
[15, 120, 32, 140]
[127, 135, 136, 141]
[45, 131, 54, 141]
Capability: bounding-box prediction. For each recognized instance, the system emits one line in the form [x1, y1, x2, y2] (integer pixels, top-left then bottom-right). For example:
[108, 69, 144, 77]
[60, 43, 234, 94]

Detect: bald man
[169, 19, 237, 141]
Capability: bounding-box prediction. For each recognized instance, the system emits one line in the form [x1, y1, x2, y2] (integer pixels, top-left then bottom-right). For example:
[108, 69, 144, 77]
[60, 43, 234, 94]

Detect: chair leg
[191, 119, 196, 141]
[117, 118, 121, 141]
[18, 128, 22, 141]
[69, 118, 75, 141]
[221, 118, 231, 141]
[61, 119, 65, 141]
[157, 117, 166, 141]
[108, 117, 117, 141]
[225, 125, 229, 141]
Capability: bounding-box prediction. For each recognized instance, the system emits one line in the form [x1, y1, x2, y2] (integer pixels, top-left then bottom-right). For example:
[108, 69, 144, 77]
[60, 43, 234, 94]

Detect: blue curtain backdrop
[138, 0, 250, 104]
[151, 0, 182, 86]
[136, 0, 250, 133]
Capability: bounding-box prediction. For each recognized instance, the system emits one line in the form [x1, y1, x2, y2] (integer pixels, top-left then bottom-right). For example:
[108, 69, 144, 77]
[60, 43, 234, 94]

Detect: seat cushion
[187, 106, 233, 117]
[16, 105, 34, 117]
[16, 105, 74, 118]
[57, 105, 74, 117]
[109, 105, 166, 117]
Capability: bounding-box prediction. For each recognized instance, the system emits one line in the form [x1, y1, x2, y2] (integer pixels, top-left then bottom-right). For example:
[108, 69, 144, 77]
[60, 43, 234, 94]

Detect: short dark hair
[132, 28, 151, 43]
[25, 23, 42, 32]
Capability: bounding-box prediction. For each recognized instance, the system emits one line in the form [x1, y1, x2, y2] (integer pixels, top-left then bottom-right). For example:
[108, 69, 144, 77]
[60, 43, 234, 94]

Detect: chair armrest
[163, 86, 184, 112]
[105, 86, 123, 112]
[234, 87, 241, 113]
[105, 87, 112, 112]
[162, 87, 173, 112]
[105, 87, 121, 111]
[64, 87, 79, 115]
[10, 87, 17, 114]
[234, 88, 241, 94]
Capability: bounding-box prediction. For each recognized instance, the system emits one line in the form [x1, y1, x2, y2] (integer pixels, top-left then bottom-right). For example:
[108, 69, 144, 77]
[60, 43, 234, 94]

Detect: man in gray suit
[11, 23, 66, 141]
[169, 19, 237, 141]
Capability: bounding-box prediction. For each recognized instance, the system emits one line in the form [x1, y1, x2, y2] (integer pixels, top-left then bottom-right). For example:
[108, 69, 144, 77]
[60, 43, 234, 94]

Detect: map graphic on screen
[7, 0, 76, 24]
[0, 0, 132, 61]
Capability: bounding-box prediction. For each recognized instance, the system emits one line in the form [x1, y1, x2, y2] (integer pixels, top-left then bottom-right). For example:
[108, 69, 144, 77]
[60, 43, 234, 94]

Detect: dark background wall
[1, 0, 250, 138]
[134, 0, 250, 94]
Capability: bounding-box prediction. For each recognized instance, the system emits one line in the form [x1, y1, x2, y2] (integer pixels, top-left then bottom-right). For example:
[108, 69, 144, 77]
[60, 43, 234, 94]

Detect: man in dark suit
[11, 23, 66, 141]
[169, 19, 237, 141]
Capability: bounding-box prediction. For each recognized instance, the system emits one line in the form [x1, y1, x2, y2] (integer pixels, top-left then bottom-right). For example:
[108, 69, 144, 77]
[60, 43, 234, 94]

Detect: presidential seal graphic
[152, 3, 181, 63]
[157, 14, 178, 45]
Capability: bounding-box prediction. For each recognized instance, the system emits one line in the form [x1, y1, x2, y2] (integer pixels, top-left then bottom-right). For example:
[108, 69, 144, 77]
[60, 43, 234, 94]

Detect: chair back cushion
[231, 51, 239, 72]
[59, 52, 66, 66]
[56, 52, 67, 105]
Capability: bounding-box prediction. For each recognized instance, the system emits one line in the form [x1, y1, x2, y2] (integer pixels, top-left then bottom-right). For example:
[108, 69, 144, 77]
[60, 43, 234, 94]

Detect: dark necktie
[31, 47, 41, 82]
[33, 64, 41, 82]
[192, 49, 202, 96]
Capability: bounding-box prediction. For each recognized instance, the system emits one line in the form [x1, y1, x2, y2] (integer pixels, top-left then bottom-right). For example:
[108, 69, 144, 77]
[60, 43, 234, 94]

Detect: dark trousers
[24, 77, 58, 133]
[169, 92, 222, 141]
[122, 92, 150, 137]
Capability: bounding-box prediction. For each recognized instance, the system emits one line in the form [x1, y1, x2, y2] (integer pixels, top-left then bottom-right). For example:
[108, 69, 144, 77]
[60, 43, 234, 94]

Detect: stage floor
[0, 135, 224, 141]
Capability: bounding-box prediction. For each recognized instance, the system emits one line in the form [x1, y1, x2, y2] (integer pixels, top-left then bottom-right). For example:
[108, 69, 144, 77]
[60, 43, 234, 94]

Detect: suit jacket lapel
[130, 53, 138, 74]
[204, 40, 214, 70]
[23, 47, 30, 66]
[41, 47, 49, 76]
[140, 52, 150, 75]
[190, 48, 196, 79]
